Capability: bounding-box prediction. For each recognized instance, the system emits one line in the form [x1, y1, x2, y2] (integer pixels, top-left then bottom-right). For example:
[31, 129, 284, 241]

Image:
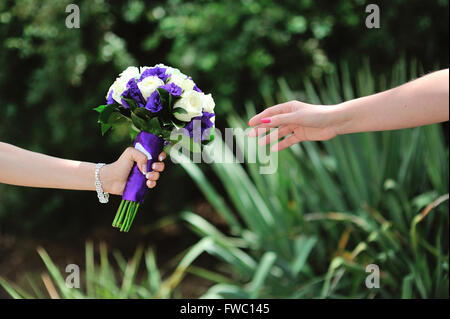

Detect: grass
[0, 241, 213, 298]
[172, 59, 449, 298]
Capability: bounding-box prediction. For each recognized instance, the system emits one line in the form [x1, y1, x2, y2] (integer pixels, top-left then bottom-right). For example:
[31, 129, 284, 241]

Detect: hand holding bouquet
[95, 64, 215, 232]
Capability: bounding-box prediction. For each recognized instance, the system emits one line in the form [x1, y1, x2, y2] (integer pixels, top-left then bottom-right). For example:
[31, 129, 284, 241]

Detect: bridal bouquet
[94, 64, 215, 232]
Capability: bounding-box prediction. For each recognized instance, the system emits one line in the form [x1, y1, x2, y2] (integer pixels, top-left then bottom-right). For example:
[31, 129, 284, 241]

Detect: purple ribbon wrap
[122, 132, 164, 203]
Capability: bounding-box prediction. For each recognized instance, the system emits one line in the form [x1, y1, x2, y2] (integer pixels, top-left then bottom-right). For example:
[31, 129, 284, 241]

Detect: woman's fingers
[146, 171, 160, 181]
[257, 113, 295, 128]
[147, 180, 156, 188]
[125, 147, 148, 175]
[152, 162, 165, 172]
[158, 152, 166, 161]
[271, 134, 300, 152]
[125, 149, 167, 175]
[248, 101, 296, 126]
[248, 126, 270, 138]
[248, 113, 297, 137]
[145, 153, 165, 188]
[258, 125, 294, 146]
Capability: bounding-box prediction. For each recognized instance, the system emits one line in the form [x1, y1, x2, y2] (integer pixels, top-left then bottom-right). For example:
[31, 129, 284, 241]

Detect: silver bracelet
[95, 163, 109, 204]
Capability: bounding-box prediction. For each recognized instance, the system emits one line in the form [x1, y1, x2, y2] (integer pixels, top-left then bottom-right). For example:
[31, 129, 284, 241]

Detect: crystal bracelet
[95, 163, 109, 204]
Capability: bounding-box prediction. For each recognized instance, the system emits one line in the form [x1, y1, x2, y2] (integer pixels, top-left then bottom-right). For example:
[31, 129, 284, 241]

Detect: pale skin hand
[0, 143, 166, 195]
[248, 69, 449, 151]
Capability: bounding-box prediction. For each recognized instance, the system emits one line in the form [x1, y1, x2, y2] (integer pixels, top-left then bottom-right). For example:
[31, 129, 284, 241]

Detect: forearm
[334, 69, 449, 134]
[0, 142, 95, 191]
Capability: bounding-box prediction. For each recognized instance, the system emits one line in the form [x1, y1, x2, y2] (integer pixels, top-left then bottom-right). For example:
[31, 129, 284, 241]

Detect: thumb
[125, 147, 148, 175]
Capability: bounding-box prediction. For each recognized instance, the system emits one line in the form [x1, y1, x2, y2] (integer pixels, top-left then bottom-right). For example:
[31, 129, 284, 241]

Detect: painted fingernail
[142, 165, 147, 175]
[247, 121, 251, 126]
[152, 163, 157, 170]
[261, 118, 271, 124]
[145, 172, 150, 179]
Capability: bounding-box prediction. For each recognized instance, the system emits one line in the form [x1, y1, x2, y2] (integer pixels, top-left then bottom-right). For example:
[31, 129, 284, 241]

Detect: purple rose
[121, 78, 146, 108]
[139, 67, 169, 83]
[184, 111, 215, 142]
[145, 90, 162, 113]
[160, 82, 182, 97]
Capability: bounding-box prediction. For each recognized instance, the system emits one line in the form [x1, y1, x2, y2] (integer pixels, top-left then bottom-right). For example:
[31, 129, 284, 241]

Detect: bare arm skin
[0, 143, 166, 195]
[248, 69, 449, 151]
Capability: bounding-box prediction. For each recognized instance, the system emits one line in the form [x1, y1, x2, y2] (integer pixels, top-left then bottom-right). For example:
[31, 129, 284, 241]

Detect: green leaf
[109, 112, 127, 124]
[156, 88, 169, 106]
[131, 112, 148, 131]
[156, 88, 171, 120]
[172, 119, 187, 128]
[130, 124, 140, 141]
[168, 94, 181, 113]
[249, 251, 277, 298]
[159, 129, 173, 140]
[117, 106, 131, 119]
[173, 107, 187, 115]
[93, 104, 108, 113]
[101, 123, 112, 136]
[134, 107, 154, 119]
[0, 277, 24, 299]
[123, 98, 138, 111]
[98, 104, 128, 126]
[147, 117, 162, 135]
[98, 104, 115, 122]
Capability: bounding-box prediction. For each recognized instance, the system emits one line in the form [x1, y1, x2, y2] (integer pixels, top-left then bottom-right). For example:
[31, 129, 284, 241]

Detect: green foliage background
[0, 0, 448, 299]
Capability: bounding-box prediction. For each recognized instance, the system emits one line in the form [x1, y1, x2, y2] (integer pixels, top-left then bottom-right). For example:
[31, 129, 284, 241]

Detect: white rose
[108, 66, 140, 105]
[120, 66, 140, 80]
[109, 77, 128, 104]
[173, 90, 204, 122]
[169, 74, 195, 92]
[137, 76, 165, 100]
[167, 67, 184, 77]
[202, 93, 215, 113]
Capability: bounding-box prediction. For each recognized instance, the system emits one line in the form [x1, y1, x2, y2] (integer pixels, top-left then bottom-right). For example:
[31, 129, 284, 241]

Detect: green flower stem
[123, 203, 132, 232]
[113, 200, 129, 228]
[112, 200, 125, 226]
[126, 202, 140, 232]
[112, 200, 141, 232]
[120, 201, 134, 232]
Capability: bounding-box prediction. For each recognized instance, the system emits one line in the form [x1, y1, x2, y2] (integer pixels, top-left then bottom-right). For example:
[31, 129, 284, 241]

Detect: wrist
[322, 102, 351, 136]
[326, 102, 354, 136]
[99, 163, 115, 194]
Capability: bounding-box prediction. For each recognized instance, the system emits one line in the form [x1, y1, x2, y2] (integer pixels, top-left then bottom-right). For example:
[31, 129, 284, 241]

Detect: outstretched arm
[0, 142, 166, 195]
[336, 68, 449, 134]
[249, 69, 449, 151]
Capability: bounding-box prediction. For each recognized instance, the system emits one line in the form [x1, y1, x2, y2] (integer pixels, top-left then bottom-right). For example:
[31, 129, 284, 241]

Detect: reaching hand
[248, 70, 449, 153]
[248, 101, 341, 152]
[101, 148, 166, 195]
